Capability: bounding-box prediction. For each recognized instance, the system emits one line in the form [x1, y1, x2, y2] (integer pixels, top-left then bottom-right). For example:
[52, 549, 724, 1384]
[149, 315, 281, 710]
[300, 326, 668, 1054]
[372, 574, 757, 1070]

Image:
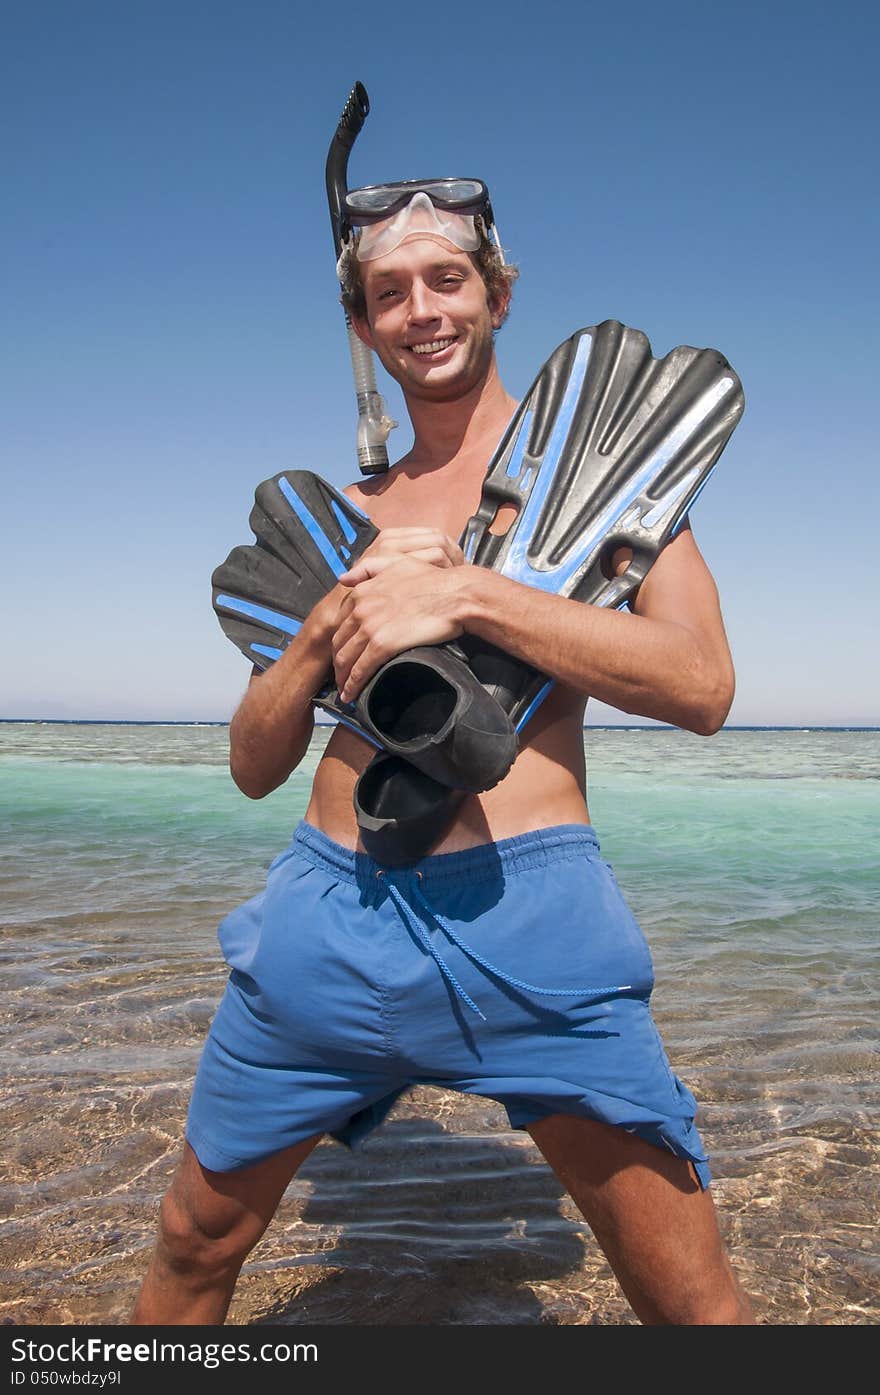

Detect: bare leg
[130, 1134, 323, 1325]
[528, 1114, 755, 1324]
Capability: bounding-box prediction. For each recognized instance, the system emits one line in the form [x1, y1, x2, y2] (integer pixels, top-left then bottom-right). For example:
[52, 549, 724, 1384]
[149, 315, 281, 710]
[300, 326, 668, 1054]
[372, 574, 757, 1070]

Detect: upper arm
[626, 523, 735, 687]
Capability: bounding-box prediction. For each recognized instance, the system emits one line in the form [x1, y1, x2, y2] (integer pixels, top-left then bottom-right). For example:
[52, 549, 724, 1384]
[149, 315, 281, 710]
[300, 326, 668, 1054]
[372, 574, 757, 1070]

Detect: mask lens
[345, 179, 489, 224]
[419, 179, 485, 209]
[346, 187, 403, 217]
[354, 192, 481, 262]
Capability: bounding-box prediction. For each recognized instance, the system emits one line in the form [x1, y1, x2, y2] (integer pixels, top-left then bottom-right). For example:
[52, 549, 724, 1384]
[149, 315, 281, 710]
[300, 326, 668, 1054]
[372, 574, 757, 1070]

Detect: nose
[407, 278, 441, 323]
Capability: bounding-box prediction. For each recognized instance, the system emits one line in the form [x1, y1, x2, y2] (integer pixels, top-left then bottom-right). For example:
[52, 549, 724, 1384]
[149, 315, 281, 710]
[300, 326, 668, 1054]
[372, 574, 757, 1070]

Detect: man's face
[353, 237, 504, 403]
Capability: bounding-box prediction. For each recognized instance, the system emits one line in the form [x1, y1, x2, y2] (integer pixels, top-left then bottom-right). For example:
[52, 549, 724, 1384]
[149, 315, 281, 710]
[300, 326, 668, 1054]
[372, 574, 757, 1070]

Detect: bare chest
[350, 469, 486, 544]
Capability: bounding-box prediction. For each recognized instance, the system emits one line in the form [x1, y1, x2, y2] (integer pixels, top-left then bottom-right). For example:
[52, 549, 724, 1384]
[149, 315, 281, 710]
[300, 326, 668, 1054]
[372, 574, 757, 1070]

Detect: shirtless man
[132, 184, 754, 1325]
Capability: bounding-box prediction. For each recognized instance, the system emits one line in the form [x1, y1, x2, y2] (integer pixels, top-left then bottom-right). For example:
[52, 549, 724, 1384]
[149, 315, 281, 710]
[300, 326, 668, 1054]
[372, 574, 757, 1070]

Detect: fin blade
[212, 470, 379, 672]
[457, 321, 744, 727]
[248, 469, 377, 586]
[464, 321, 743, 602]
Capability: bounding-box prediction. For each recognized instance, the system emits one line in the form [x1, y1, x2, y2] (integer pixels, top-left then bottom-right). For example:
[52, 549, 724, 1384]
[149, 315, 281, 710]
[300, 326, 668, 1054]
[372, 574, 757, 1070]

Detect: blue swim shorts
[186, 821, 710, 1188]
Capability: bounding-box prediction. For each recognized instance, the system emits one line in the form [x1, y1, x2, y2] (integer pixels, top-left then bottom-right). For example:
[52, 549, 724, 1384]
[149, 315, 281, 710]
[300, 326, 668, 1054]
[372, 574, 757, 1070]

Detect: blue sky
[3, 0, 878, 724]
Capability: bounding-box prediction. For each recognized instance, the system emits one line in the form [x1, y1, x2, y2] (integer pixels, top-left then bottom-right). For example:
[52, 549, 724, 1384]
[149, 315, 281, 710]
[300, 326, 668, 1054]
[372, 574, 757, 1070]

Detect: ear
[351, 313, 375, 349]
[488, 283, 511, 331]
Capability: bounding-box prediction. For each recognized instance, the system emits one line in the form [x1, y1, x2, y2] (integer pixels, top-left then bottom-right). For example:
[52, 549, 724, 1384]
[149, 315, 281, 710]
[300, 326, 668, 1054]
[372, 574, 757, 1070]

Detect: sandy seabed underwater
[1, 722, 877, 1325]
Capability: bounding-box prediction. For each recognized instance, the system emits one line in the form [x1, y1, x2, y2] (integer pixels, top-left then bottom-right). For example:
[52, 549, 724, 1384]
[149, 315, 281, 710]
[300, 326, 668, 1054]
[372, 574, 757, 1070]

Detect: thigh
[165, 1135, 323, 1250]
[528, 1114, 752, 1324]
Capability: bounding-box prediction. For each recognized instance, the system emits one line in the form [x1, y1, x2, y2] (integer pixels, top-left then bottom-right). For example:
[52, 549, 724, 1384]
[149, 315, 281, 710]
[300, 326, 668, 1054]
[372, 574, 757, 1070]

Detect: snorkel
[325, 82, 397, 476]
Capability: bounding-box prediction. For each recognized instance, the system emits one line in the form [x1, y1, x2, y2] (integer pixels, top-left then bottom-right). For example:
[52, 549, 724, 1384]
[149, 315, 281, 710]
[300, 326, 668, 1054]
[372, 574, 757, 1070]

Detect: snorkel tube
[326, 82, 397, 476]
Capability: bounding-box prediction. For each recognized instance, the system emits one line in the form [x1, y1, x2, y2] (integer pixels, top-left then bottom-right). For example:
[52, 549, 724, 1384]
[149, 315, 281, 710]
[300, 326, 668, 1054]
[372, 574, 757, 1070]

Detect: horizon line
[1, 719, 878, 732]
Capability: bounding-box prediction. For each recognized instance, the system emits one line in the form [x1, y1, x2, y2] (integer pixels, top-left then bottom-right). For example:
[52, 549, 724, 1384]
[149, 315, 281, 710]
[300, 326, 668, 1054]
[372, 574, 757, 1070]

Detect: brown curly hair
[337, 218, 519, 325]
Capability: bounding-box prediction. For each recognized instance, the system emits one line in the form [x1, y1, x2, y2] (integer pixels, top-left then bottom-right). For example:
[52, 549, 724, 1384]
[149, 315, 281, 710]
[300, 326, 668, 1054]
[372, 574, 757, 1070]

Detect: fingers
[335, 638, 382, 704]
[340, 547, 455, 585]
[340, 528, 464, 585]
[332, 616, 395, 703]
[332, 578, 401, 700]
[329, 582, 380, 699]
[329, 556, 464, 701]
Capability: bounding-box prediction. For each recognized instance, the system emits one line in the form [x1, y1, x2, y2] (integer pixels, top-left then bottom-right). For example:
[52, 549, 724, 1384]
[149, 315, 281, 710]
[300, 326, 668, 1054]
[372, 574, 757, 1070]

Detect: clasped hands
[326, 528, 468, 703]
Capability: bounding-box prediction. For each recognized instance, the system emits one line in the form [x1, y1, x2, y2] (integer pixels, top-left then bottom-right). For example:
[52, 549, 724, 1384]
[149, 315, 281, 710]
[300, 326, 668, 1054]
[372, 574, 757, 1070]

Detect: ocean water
[0, 722, 877, 1326]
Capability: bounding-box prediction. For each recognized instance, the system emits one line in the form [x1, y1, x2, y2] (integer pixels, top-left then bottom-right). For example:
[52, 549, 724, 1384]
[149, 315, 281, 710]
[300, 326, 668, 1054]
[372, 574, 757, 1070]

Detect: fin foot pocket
[355, 754, 463, 866]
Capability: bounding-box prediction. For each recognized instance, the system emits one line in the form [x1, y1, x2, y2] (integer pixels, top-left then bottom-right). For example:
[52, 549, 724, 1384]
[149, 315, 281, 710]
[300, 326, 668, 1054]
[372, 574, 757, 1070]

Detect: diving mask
[341, 178, 501, 263]
[354, 192, 480, 262]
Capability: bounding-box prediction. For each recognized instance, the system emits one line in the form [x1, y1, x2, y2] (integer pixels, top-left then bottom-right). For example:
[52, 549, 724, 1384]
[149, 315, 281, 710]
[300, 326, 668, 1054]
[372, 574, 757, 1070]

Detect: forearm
[228, 601, 337, 798]
[454, 568, 733, 734]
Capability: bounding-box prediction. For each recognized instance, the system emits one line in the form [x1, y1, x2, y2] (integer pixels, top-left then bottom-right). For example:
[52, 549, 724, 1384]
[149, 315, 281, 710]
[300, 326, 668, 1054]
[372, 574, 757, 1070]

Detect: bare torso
[304, 452, 593, 853]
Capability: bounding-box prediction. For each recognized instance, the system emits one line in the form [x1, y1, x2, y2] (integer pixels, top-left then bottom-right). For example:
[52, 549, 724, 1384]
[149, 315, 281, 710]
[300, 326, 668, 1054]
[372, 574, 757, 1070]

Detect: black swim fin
[355, 319, 745, 788]
[213, 469, 408, 764]
[214, 470, 516, 791]
[212, 469, 380, 673]
[314, 646, 516, 793]
[212, 470, 477, 858]
[353, 753, 465, 867]
[456, 320, 745, 729]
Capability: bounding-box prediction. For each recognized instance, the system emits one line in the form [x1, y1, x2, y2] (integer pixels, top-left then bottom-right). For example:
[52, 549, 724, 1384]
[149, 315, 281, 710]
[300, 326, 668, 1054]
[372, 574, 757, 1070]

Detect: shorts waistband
[292, 820, 600, 894]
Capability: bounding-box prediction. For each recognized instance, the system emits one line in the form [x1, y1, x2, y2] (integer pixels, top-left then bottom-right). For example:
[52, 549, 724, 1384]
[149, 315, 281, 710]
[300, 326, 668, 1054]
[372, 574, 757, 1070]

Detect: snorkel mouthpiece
[346, 320, 398, 462]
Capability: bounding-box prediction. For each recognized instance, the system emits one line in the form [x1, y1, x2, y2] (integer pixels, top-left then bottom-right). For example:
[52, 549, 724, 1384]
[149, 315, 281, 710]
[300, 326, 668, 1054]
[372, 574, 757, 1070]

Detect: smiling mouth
[409, 337, 458, 356]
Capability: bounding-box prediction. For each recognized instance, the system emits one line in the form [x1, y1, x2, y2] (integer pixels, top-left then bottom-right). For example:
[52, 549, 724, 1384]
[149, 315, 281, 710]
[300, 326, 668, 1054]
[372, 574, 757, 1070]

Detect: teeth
[411, 338, 455, 355]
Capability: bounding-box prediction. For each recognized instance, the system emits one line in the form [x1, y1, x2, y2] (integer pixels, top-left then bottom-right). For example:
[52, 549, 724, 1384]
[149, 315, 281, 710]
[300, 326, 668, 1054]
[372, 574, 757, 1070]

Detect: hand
[301, 528, 464, 682]
[340, 526, 465, 585]
[332, 556, 468, 702]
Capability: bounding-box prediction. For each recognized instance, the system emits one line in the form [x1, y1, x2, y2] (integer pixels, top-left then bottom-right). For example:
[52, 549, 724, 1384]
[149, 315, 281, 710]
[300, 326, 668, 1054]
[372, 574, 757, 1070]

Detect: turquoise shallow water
[1, 723, 877, 1325]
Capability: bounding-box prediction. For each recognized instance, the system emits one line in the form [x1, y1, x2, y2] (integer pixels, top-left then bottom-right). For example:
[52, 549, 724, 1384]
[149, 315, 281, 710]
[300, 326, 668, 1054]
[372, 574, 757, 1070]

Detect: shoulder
[343, 464, 401, 509]
[630, 520, 722, 622]
[343, 459, 418, 525]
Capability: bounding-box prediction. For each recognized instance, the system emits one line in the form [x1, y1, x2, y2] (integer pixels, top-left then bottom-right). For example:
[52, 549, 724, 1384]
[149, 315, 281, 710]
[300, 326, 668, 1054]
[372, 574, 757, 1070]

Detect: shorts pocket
[584, 854, 655, 994]
[217, 891, 265, 973]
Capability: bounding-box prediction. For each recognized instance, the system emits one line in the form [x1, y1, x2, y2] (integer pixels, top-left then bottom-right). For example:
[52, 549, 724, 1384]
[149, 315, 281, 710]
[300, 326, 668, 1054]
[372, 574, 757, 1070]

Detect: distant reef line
[1, 719, 878, 732]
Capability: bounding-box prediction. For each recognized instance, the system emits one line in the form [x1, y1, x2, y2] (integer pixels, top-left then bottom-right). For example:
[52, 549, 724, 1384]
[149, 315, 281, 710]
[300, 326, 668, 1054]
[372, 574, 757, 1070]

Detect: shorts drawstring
[380, 869, 630, 1021]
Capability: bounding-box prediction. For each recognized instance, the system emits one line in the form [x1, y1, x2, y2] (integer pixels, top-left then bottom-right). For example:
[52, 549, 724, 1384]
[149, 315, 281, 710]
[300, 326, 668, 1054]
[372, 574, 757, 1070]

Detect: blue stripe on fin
[326, 711, 383, 748]
[215, 593, 302, 635]
[278, 476, 348, 579]
[514, 679, 554, 731]
[505, 408, 534, 480]
[502, 334, 592, 585]
[252, 643, 284, 662]
[331, 498, 361, 543]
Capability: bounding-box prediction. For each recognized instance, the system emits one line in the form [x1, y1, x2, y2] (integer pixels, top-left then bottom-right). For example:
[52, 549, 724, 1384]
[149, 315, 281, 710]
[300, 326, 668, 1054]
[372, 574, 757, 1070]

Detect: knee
[155, 1189, 258, 1281]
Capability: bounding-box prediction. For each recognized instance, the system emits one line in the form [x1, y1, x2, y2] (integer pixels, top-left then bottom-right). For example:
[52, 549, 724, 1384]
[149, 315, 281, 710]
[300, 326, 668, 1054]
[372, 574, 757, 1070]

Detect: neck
[401, 358, 518, 474]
